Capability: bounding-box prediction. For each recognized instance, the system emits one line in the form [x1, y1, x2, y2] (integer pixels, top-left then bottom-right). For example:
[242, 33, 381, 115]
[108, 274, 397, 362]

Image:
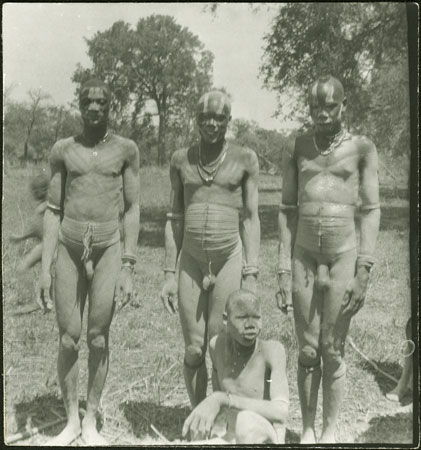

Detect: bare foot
[45, 423, 81, 446]
[300, 429, 316, 444]
[386, 386, 411, 402]
[81, 420, 108, 446]
[319, 432, 336, 443]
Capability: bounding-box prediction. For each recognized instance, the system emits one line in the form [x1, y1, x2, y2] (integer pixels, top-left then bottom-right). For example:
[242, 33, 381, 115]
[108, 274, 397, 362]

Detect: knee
[60, 333, 80, 353]
[184, 343, 206, 367]
[298, 344, 321, 368]
[88, 333, 107, 352]
[321, 337, 346, 377]
[235, 411, 275, 444]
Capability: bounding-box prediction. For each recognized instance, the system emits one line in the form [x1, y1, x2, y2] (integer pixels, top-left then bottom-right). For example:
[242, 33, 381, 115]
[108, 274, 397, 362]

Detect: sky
[3, 2, 297, 132]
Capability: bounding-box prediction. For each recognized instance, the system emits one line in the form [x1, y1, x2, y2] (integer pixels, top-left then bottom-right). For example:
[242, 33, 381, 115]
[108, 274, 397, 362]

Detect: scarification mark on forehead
[198, 91, 231, 117]
[309, 77, 344, 104]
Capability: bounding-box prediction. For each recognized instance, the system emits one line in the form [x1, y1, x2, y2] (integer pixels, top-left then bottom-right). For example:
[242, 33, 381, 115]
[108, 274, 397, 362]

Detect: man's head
[308, 75, 346, 135]
[224, 289, 262, 346]
[196, 91, 231, 144]
[79, 78, 111, 128]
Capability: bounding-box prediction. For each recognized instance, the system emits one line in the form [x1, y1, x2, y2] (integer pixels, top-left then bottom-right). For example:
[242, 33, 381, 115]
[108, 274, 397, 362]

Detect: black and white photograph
[2, 2, 418, 446]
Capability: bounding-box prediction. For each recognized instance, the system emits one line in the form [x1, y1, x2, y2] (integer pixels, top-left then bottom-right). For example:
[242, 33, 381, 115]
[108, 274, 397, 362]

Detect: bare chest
[297, 141, 360, 180]
[64, 144, 125, 179]
[179, 155, 245, 193]
[217, 352, 270, 400]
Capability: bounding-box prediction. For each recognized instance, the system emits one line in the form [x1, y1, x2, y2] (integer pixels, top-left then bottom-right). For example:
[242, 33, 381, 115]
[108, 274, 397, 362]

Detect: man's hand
[114, 267, 134, 312]
[241, 274, 257, 293]
[342, 268, 369, 316]
[182, 393, 222, 441]
[160, 277, 178, 314]
[38, 272, 53, 313]
[276, 272, 293, 313]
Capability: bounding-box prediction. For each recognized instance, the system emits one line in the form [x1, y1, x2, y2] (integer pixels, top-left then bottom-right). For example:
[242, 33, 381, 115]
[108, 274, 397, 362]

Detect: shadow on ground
[11, 393, 92, 438]
[355, 411, 413, 444]
[357, 359, 412, 406]
[121, 400, 189, 441]
[121, 399, 301, 444]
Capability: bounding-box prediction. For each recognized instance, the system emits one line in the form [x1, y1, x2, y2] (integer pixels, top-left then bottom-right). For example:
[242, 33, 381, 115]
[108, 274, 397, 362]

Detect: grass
[2, 164, 415, 445]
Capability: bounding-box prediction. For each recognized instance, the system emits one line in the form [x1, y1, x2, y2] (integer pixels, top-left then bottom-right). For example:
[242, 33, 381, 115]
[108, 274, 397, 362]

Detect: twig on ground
[150, 424, 170, 443]
[107, 374, 152, 398]
[348, 337, 399, 383]
[5, 416, 66, 444]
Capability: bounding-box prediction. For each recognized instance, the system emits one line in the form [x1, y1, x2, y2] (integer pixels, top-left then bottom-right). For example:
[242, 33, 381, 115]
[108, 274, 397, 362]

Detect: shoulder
[294, 133, 313, 156]
[50, 136, 75, 159]
[111, 134, 139, 157]
[209, 332, 225, 362]
[170, 147, 189, 168]
[228, 142, 259, 172]
[351, 134, 377, 156]
[260, 339, 286, 364]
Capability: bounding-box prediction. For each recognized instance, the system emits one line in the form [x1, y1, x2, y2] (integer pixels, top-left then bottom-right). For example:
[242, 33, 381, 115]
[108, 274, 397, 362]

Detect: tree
[260, 3, 409, 154]
[73, 16, 214, 165]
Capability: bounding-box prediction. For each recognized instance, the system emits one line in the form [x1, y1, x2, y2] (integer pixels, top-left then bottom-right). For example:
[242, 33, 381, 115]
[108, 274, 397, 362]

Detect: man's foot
[319, 432, 336, 443]
[386, 386, 412, 402]
[81, 421, 108, 446]
[300, 429, 316, 444]
[45, 423, 81, 446]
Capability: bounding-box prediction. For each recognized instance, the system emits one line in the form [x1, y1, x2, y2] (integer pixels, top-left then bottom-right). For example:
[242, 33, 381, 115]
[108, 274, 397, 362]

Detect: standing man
[40, 79, 140, 445]
[161, 91, 260, 407]
[276, 75, 380, 443]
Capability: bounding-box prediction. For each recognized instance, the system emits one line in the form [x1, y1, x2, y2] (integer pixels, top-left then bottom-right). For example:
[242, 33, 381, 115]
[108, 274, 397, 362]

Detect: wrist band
[164, 268, 176, 274]
[166, 212, 184, 221]
[122, 253, 137, 265]
[226, 391, 232, 409]
[279, 203, 297, 211]
[356, 254, 376, 268]
[122, 263, 134, 272]
[242, 265, 259, 278]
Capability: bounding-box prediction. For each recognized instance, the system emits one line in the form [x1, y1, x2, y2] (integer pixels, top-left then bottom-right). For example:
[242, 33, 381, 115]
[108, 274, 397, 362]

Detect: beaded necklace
[196, 141, 227, 184]
[313, 128, 347, 156]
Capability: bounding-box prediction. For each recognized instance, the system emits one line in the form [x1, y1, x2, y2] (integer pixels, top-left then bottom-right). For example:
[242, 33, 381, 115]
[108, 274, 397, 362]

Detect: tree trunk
[157, 110, 166, 166]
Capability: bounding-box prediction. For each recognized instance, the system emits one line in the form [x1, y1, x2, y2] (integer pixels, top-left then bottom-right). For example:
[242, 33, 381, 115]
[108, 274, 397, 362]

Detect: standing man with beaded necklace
[39, 78, 140, 445]
[276, 75, 380, 443]
[161, 90, 260, 407]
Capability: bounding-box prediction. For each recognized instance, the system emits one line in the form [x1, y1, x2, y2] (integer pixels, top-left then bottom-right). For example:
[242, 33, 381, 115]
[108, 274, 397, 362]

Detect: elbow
[271, 401, 289, 424]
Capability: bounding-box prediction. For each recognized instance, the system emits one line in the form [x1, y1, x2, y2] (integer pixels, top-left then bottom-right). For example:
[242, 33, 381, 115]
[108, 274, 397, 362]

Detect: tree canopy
[260, 3, 410, 155]
[73, 15, 214, 165]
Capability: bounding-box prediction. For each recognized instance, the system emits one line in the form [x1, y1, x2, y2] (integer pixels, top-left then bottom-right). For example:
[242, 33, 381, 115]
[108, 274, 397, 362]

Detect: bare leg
[17, 242, 43, 273]
[297, 363, 322, 443]
[293, 246, 321, 444]
[319, 249, 355, 443]
[387, 319, 413, 402]
[81, 243, 120, 445]
[46, 243, 86, 446]
[208, 251, 242, 339]
[178, 251, 209, 407]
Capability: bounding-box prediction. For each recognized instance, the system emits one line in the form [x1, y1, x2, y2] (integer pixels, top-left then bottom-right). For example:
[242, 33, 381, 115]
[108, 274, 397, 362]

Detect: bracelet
[226, 391, 232, 409]
[356, 254, 376, 269]
[242, 265, 259, 278]
[122, 253, 137, 265]
[163, 268, 176, 274]
[166, 212, 184, 221]
[279, 203, 297, 211]
[121, 263, 134, 272]
[277, 268, 291, 275]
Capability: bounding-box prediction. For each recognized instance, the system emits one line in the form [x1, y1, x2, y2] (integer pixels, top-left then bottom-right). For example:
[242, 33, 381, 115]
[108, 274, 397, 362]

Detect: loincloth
[296, 202, 357, 254]
[183, 203, 241, 264]
[59, 216, 120, 279]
